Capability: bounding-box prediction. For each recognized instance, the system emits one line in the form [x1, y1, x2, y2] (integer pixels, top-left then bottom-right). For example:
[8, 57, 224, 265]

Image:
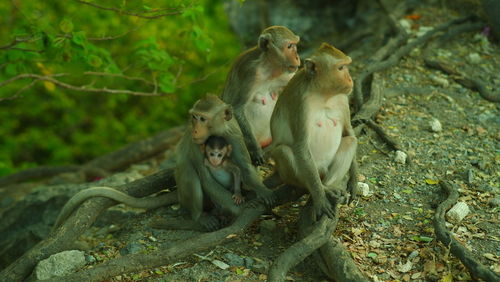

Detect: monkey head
[258, 26, 301, 72]
[189, 95, 233, 144]
[203, 135, 232, 167]
[304, 43, 353, 95]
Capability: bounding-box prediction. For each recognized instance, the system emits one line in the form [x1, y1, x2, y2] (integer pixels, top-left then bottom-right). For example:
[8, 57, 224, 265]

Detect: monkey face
[282, 40, 300, 72]
[206, 147, 227, 167]
[332, 59, 353, 94]
[191, 113, 210, 144]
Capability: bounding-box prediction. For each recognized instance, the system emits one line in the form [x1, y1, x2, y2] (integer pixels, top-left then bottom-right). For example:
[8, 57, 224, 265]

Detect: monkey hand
[232, 194, 245, 205]
[249, 147, 266, 166]
[313, 197, 336, 220]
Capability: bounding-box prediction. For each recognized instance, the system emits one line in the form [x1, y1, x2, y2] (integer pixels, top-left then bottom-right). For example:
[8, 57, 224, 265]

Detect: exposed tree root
[364, 119, 403, 152]
[353, 16, 472, 110]
[434, 182, 500, 281]
[268, 211, 339, 281]
[424, 58, 500, 103]
[0, 126, 183, 188]
[0, 169, 176, 282]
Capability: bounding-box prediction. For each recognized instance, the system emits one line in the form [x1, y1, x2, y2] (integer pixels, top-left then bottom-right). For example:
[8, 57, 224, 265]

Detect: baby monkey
[202, 135, 244, 205]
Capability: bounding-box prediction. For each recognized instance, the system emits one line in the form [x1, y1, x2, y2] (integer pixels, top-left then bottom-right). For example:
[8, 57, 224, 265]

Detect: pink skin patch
[260, 138, 272, 148]
[317, 121, 323, 127]
[261, 98, 267, 105]
[331, 118, 337, 127]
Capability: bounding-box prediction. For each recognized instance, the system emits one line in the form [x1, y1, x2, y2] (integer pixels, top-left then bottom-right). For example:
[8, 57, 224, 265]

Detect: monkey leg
[176, 164, 204, 221]
[199, 167, 242, 216]
[323, 136, 357, 188]
[271, 145, 301, 186]
[263, 171, 284, 189]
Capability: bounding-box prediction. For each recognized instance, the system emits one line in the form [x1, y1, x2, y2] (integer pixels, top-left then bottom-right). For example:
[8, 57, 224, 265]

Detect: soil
[3, 5, 499, 282]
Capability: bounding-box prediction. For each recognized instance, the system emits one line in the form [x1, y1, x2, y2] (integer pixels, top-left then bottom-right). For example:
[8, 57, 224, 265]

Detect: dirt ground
[4, 5, 498, 282]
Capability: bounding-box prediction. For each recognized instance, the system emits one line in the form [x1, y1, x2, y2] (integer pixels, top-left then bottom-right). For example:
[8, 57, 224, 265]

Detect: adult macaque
[270, 43, 358, 219]
[202, 135, 244, 205]
[176, 94, 274, 229]
[221, 26, 300, 165]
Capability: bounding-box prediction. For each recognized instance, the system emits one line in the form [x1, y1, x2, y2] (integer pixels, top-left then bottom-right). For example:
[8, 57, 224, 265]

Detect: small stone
[244, 257, 254, 269]
[399, 19, 412, 33]
[446, 202, 470, 223]
[85, 255, 96, 264]
[429, 75, 449, 88]
[489, 197, 500, 207]
[259, 219, 276, 233]
[120, 242, 142, 255]
[467, 53, 481, 64]
[467, 169, 474, 184]
[429, 119, 442, 132]
[224, 253, 245, 267]
[357, 182, 371, 197]
[408, 250, 419, 260]
[35, 250, 86, 280]
[394, 150, 407, 164]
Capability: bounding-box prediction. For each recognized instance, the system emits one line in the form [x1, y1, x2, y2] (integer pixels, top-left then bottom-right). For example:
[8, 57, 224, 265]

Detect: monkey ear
[226, 145, 232, 156]
[200, 144, 205, 153]
[224, 105, 233, 121]
[258, 33, 271, 51]
[304, 59, 317, 75]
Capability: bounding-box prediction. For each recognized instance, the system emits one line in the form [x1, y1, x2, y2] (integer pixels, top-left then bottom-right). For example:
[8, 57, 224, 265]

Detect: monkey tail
[52, 187, 177, 231]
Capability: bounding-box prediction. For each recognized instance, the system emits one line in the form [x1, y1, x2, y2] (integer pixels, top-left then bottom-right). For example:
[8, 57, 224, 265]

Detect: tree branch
[74, 0, 189, 19]
[0, 73, 171, 98]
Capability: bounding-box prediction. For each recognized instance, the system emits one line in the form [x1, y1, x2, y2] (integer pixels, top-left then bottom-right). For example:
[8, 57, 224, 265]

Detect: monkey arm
[233, 107, 265, 165]
[224, 161, 241, 196]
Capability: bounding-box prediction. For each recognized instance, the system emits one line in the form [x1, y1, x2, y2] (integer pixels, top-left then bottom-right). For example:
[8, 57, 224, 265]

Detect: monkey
[175, 94, 275, 230]
[202, 135, 244, 205]
[269, 43, 358, 220]
[52, 95, 274, 232]
[221, 26, 300, 165]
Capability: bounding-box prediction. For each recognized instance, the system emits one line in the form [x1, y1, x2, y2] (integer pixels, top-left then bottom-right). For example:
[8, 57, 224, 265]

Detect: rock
[223, 252, 245, 267]
[446, 202, 470, 223]
[85, 255, 96, 264]
[467, 169, 474, 184]
[429, 75, 449, 88]
[259, 219, 277, 233]
[489, 197, 500, 207]
[399, 19, 412, 34]
[467, 53, 481, 64]
[357, 182, 371, 197]
[394, 150, 407, 164]
[119, 242, 142, 255]
[34, 250, 86, 280]
[244, 257, 254, 268]
[429, 119, 442, 132]
[408, 250, 419, 260]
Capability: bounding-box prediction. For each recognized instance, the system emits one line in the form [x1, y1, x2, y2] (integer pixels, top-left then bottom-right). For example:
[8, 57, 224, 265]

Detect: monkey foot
[232, 194, 245, 205]
[325, 188, 349, 205]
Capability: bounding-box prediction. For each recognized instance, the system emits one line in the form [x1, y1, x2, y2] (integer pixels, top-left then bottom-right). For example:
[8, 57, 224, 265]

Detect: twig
[87, 25, 144, 41]
[74, 0, 188, 19]
[0, 36, 42, 53]
[0, 73, 170, 96]
[434, 182, 500, 281]
[83, 71, 155, 86]
[364, 119, 402, 152]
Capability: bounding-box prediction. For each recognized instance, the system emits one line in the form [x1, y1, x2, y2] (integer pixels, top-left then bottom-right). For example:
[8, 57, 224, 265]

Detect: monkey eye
[192, 114, 197, 120]
[200, 116, 206, 122]
[338, 65, 345, 71]
[287, 43, 294, 49]
[210, 152, 215, 157]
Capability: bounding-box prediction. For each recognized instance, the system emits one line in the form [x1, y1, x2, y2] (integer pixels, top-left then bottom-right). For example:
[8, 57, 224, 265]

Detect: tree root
[0, 168, 176, 282]
[353, 16, 472, 109]
[434, 182, 500, 281]
[424, 58, 500, 103]
[0, 126, 184, 188]
[268, 215, 339, 281]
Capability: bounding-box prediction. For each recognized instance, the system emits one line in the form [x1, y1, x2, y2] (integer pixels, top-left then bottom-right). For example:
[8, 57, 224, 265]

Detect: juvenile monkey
[270, 43, 358, 219]
[202, 135, 244, 205]
[221, 26, 300, 165]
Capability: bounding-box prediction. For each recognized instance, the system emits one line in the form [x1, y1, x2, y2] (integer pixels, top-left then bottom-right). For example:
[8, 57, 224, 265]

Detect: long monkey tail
[52, 186, 177, 231]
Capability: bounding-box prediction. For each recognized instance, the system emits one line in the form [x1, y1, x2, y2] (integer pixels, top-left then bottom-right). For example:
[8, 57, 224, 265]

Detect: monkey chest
[309, 110, 343, 168]
[207, 166, 234, 190]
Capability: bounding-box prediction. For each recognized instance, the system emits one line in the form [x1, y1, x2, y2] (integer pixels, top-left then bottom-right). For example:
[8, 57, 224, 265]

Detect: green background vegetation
[0, 0, 242, 176]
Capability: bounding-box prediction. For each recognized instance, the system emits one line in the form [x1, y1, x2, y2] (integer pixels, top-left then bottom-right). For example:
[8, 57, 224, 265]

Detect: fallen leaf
[398, 260, 413, 273]
[425, 179, 439, 185]
[441, 272, 453, 282]
[483, 253, 498, 262]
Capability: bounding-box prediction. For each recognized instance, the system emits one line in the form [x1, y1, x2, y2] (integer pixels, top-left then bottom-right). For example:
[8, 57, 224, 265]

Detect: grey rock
[85, 254, 96, 264]
[489, 197, 500, 207]
[223, 252, 245, 267]
[244, 257, 254, 269]
[35, 250, 86, 280]
[120, 242, 143, 255]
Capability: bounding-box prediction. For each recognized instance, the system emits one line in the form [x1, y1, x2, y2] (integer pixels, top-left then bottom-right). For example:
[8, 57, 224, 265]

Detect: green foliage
[0, 0, 242, 176]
